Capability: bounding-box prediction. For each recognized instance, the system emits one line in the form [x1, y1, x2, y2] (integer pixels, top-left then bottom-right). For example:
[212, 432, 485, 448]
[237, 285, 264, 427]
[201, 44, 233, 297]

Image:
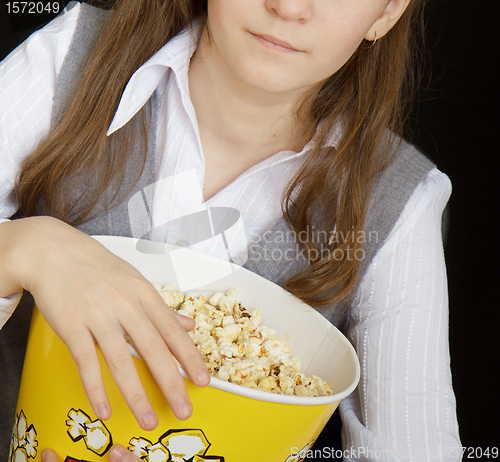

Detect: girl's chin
[229, 67, 307, 97]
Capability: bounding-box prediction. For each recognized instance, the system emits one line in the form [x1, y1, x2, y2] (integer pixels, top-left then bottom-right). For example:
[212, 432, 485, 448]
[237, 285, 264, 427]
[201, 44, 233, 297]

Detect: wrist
[0, 216, 62, 296]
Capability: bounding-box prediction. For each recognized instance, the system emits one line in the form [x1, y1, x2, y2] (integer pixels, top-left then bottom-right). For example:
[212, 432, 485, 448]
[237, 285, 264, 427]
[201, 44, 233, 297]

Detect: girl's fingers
[65, 330, 111, 421]
[121, 305, 201, 420]
[62, 291, 204, 428]
[91, 324, 158, 430]
[41, 449, 59, 462]
[109, 445, 143, 462]
[140, 295, 211, 388]
[174, 310, 196, 331]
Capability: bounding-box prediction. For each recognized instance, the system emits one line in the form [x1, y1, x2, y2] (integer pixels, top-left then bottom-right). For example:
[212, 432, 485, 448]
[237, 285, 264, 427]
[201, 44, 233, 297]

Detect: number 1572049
[452, 447, 499, 459]
[6, 2, 60, 14]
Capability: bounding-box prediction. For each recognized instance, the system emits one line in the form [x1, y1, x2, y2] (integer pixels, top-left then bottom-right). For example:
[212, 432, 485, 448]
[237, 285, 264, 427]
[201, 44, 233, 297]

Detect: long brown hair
[15, 0, 427, 309]
[282, 0, 428, 308]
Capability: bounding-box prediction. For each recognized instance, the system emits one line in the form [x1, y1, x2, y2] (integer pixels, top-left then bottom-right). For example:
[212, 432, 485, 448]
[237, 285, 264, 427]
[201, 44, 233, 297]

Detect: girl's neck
[188, 27, 312, 163]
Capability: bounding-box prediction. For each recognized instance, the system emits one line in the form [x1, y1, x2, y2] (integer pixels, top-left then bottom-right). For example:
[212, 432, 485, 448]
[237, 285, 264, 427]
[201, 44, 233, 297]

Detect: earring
[365, 31, 378, 49]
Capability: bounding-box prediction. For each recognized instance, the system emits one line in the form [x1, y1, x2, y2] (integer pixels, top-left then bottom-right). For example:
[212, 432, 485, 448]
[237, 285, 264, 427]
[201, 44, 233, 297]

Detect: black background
[1, 0, 499, 455]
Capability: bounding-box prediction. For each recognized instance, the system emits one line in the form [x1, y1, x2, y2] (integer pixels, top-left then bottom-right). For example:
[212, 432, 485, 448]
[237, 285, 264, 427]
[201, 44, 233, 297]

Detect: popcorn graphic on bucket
[128, 428, 224, 462]
[9, 411, 38, 462]
[66, 409, 112, 456]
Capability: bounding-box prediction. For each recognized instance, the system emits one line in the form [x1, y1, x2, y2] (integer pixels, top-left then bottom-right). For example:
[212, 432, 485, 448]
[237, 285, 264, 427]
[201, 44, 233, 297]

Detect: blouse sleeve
[339, 168, 462, 461]
[0, 2, 80, 329]
[0, 1, 80, 218]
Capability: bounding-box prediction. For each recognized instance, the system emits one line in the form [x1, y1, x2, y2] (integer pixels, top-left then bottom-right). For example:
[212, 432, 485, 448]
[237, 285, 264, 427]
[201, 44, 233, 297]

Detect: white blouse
[0, 3, 461, 460]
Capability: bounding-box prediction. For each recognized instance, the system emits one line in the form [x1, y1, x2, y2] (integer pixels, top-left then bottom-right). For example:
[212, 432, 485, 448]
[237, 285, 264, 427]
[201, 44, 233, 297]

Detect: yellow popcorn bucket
[12, 236, 360, 462]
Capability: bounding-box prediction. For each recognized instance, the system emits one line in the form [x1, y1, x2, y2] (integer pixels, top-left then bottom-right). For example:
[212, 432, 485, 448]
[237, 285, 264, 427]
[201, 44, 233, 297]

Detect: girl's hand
[0, 216, 210, 430]
[41, 445, 141, 462]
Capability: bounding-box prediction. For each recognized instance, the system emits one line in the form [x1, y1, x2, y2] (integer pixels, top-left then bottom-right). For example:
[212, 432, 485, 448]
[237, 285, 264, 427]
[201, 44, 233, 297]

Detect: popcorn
[258, 376, 278, 392]
[153, 286, 334, 397]
[213, 323, 240, 342]
[237, 340, 262, 357]
[155, 284, 185, 308]
[218, 295, 236, 314]
[261, 338, 290, 358]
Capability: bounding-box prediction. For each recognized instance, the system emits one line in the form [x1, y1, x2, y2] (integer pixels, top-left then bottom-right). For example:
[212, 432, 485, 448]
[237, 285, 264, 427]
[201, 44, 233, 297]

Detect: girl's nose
[265, 0, 313, 22]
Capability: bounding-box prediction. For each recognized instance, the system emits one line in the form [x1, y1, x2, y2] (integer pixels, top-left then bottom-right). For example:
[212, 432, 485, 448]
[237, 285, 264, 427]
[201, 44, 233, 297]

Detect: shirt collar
[106, 20, 203, 136]
[235, 121, 341, 181]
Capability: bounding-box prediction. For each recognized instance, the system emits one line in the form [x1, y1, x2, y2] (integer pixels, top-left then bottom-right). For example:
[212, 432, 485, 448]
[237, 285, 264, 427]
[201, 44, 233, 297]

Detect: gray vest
[0, 3, 435, 455]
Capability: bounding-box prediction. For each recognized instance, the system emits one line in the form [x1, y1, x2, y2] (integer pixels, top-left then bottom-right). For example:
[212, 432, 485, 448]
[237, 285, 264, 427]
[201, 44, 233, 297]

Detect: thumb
[109, 445, 144, 462]
[41, 449, 61, 462]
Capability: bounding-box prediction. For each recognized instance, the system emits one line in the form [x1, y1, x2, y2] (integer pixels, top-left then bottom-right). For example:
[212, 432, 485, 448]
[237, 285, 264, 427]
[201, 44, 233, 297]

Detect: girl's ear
[365, 0, 412, 41]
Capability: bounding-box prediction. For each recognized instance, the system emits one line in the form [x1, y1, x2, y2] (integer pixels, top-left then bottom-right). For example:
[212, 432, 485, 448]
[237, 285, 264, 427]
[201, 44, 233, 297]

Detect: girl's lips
[251, 33, 302, 53]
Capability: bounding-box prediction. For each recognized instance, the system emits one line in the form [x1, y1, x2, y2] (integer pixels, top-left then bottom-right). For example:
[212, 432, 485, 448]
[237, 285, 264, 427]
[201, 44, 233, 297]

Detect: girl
[0, 0, 461, 460]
